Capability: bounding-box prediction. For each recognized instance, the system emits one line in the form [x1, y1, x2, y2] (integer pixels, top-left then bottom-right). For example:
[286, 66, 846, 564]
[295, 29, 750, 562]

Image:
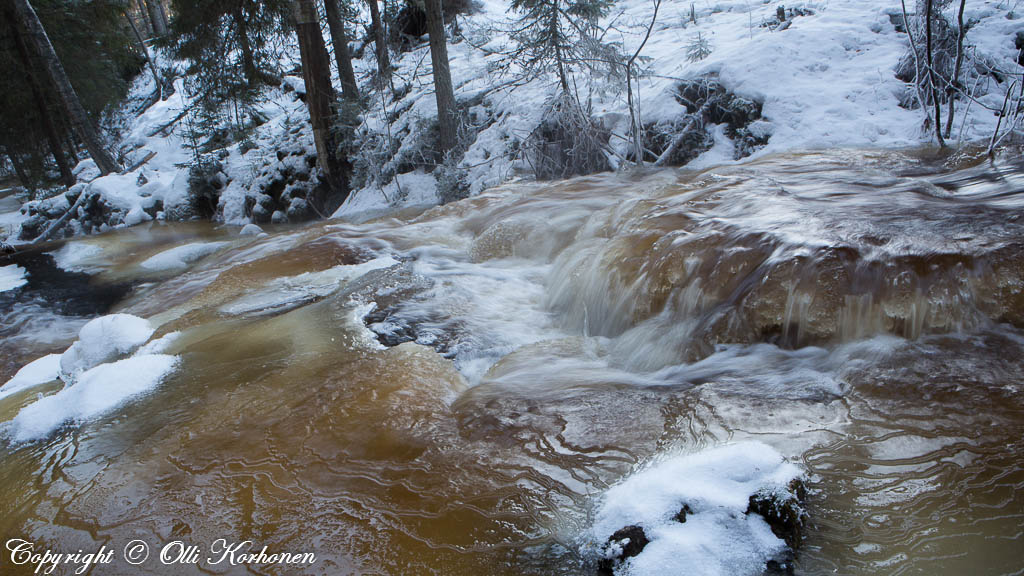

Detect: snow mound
[140, 241, 230, 271]
[0, 264, 28, 292]
[587, 442, 801, 576]
[0, 354, 61, 401]
[60, 314, 156, 379]
[8, 354, 179, 442]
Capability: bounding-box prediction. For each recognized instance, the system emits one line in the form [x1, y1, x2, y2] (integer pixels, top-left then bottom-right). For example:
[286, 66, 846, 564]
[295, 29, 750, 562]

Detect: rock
[59, 314, 156, 381]
[271, 210, 288, 224]
[746, 478, 807, 551]
[672, 503, 693, 523]
[597, 525, 649, 576]
[647, 74, 768, 166]
[18, 214, 46, 241]
[239, 223, 264, 236]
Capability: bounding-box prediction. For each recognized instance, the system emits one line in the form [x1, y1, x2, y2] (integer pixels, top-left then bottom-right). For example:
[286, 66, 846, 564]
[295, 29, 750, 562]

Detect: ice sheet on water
[0, 264, 27, 292]
[586, 441, 801, 576]
[219, 256, 400, 316]
[139, 241, 231, 271]
[47, 242, 105, 273]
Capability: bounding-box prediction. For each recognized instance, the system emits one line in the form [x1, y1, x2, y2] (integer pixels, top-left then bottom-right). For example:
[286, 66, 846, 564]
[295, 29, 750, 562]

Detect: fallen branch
[652, 99, 713, 167]
[120, 150, 157, 174]
[30, 186, 94, 245]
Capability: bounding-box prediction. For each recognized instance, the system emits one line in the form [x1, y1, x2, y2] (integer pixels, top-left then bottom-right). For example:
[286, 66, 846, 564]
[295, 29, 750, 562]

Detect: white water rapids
[0, 150, 1022, 575]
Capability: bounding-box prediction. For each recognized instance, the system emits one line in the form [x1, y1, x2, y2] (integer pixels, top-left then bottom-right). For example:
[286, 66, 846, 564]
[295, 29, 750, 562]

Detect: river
[0, 149, 1022, 575]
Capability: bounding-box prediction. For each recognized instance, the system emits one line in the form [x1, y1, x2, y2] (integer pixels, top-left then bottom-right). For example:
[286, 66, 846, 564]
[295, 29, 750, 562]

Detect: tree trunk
[124, 11, 163, 101]
[233, 6, 259, 87]
[144, 0, 167, 37]
[325, 0, 359, 104]
[944, 0, 967, 139]
[134, 0, 155, 38]
[367, 0, 390, 80]
[5, 151, 36, 193]
[424, 0, 458, 155]
[7, 13, 74, 186]
[293, 0, 349, 203]
[924, 0, 945, 147]
[7, 0, 120, 175]
[549, 1, 570, 95]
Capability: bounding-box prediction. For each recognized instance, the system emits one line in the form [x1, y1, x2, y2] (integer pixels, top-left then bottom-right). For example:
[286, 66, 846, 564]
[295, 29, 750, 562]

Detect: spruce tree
[508, 0, 614, 95]
[165, 0, 290, 150]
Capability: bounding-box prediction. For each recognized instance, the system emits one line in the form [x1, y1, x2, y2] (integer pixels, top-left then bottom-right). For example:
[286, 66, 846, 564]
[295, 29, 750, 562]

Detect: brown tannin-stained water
[0, 149, 1022, 575]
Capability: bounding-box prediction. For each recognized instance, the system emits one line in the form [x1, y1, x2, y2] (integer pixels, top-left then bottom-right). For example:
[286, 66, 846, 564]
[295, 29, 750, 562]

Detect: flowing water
[0, 149, 1022, 575]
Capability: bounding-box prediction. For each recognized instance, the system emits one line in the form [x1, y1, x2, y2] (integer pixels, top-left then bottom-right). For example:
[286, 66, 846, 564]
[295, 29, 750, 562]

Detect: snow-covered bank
[3, 0, 1022, 242]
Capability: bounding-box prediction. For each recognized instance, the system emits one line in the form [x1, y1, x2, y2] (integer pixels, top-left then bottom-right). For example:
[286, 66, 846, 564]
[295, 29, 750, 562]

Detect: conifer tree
[165, 0, 290, 141]
[508, 0, 613, 95]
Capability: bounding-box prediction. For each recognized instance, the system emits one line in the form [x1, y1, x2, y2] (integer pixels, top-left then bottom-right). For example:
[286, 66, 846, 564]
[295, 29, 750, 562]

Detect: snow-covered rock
[8, 354, 179, 442]
[59, 314, 156, 379]
[239, 223, 265, 236]
[586, 442, 803, 576]
[0, 354, 61, 401]
[139, 241, 230, 271]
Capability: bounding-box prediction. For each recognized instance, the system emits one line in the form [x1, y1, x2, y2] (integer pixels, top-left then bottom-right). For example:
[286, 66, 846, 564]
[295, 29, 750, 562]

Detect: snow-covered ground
[2, 0, 1022, 240]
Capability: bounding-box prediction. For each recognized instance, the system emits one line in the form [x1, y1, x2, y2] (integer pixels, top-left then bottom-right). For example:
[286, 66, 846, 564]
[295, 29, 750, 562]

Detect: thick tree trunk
[7, 0, 120, 175]
[424, 0, 458, 155]
[144, 0, 167, 37]
[7, 14, 74, 186]
[325, 0, 359, 104]
[367, 0, 390, 80]
[293, 0, 349, 203]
